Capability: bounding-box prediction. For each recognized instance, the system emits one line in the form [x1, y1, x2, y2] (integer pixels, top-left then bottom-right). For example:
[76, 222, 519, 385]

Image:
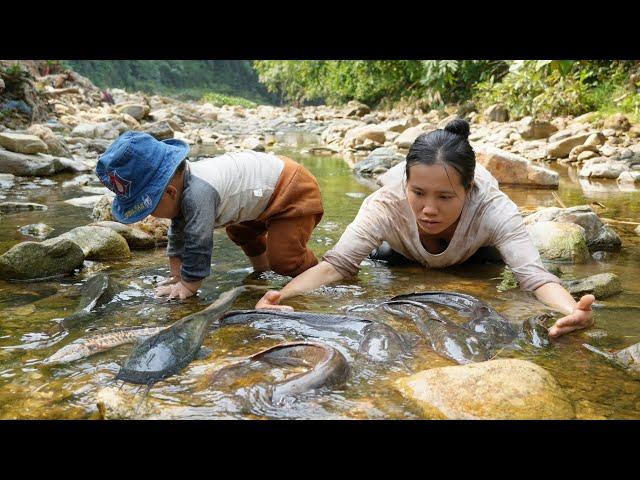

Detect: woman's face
[405, 163, 469, 235]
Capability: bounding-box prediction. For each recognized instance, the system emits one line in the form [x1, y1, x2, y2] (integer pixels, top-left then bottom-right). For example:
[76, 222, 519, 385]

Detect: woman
[256, 119, 594, 338]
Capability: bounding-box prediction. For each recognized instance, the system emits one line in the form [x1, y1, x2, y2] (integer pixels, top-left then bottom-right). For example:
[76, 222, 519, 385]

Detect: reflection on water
[0, 143, 639, 419]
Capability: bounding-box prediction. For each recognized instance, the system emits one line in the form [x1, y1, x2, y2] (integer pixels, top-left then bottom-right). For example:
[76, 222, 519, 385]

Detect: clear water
[0, 137, 639, 419]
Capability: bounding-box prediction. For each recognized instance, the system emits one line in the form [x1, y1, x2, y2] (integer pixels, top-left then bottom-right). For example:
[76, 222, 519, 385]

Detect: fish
[116, 286, 252, 386]
[43, 326, 165, 365]
[62, 273, 123, 329]
[218, 309, 408, 362]
[583, 342, 640, 378]
[209, 341, 349, 405]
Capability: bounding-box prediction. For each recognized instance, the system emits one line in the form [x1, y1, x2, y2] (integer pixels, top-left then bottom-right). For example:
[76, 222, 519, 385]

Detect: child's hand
[255, 290, 294, 311]
[156, 281, 200, 300]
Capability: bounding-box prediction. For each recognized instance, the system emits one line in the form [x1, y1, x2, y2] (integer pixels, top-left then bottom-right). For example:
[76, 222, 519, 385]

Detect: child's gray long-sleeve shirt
[166, 151, 284, 282]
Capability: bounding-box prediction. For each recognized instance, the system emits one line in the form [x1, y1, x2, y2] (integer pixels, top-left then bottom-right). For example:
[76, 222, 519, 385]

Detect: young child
[96, 131, 324, 300]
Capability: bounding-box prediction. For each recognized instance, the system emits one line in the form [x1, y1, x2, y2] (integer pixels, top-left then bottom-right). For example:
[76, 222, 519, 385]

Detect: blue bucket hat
[96, 131, 189, 224]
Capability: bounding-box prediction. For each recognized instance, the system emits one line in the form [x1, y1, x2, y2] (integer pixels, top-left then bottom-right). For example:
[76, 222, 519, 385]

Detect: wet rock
[518, 117, 557, 140]
[0, 173, 15, 188]
[523, 205, 621, 251]
[70, 121, 127, 140]
[395, 359, 574, 419]
[345, 100, 370, 117]
[567, 144, 599, 163]
[617, 170, 640, 185]
[59, 226, 131, 260]
[603, 113, 631, 132]
[0, 149, 90, 176]
[142, 120, 174, 140]
[579, 157, 628, 179]
[563, 273, 622, 299]
[115, 103, 150, 121]
[240, 137, 265, 152]
[91, 194, 115, 221]
[64, 195, 108, 209]
[584, 132, 606, 147]
[343, 125, 386, 148]
[0, 132, 48, 154]
[354, 147, 405, 177]
[474, 145, 559, 188]
[18, 223, 54, 240]
[483, 104, 509, 122]
[26, 124, 71, 157]
[394, 125, 428, 149]
[546, 132, 592, 158]
[0, 237, 85, 280]
[0, 202, 47, 213]
[525, 221, 590, 263]
[62, 173, 98, 188]
[90, 221, 162, 249]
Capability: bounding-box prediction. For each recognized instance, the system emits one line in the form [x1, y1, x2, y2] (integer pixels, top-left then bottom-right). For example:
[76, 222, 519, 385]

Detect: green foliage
[62, 60, 274, 103]
[201, 92, 258, 108]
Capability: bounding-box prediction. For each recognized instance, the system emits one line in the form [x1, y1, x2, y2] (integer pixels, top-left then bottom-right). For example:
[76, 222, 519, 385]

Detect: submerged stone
[0, 237, 85, 280]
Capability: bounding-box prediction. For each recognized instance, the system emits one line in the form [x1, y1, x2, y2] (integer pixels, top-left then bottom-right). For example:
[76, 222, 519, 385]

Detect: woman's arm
[256, 261, 344, 310]
[534, 282, 594, 338]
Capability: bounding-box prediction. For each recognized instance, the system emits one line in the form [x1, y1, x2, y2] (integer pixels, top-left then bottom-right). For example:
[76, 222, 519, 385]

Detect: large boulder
[563, 273, 622, 299]
[70, 121, 127, 140]
[523, 205, 621, 251]
[525, 221, 590, 263]
[394, 125, 429, 149]
[395, 359, 574, 419]
[483, 104, 509, 122]
[0, 149, 90, 176]
[0, 237, 85, 280]
[579, 158, 629, 179]
[546, 132, 592, 158]
[90, 220, 167, 249]
[474, 145, 559, 188]
[617, 170, 640, 185]
[142, 120, 174, 141]
[26, 124, 72, 157]
[58, 226, 131, 260]
[603, 113, 631, 132]
[353, 147, 405, 177]
[0, 132, 48, 154]
[518, 117, 557, 140]
[115, 103, 149, 121]
[343, 124, 386, 148]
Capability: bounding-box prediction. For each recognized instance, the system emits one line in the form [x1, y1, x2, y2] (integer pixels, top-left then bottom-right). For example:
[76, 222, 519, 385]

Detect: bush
[201, 92, 258, 108]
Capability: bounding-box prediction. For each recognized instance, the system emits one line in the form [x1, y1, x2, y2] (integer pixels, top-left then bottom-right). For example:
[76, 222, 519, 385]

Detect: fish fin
[195, 346, 212, 360]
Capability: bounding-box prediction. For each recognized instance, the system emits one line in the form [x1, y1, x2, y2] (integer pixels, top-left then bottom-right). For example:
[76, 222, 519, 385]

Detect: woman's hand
[548, 294, 595, 338]
[255, 290, 294, 311]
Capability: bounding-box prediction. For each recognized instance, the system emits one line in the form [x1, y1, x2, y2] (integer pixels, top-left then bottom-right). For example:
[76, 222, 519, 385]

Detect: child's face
[151, 184, 181, 219]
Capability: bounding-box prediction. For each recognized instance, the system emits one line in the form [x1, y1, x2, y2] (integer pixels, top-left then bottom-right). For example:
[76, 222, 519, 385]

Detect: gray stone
[90, 221, 163, 249]
[518, 117, 557, 140]
[523, 205, 621, 251]
[142, 121, 174, 141]
[474, 145, 559, 187]
[0, 237, 85, 280]
[26, 125, 72, 157]
[64, 195, 108, 208]
[354, 147, 405, 177]
[0, 132, 48, 154]
[18, 223, 54, 240]
[115, 103, 150, 121]
[58, 226, 131, 260]
[393, 125, 428, 149]
[579, 158, 628, 179]
[484, 104, 509, 122]
[546, 133, 592, 158]
[563, 273, 622, 299]
[0, 202, 47, 213]
[0, 149, 90, 176]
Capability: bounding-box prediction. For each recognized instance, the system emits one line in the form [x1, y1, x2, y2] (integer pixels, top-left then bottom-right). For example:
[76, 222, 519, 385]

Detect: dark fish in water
[382, 292, 551, 364]
[358, 322, 410, 362]
[43, 326, 165, 365]
[209, 341, 349, 405]
[583, 342, 640, 378]
[218, 309, 408, 362]
[116, 286, 250, 386]
[62, 273, 123, 329]
[519, 314, 552, 348]
[389, 302, 493, 364]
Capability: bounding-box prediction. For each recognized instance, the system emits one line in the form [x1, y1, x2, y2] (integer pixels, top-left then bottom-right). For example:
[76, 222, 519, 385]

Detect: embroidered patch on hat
[106, 170, 132, 198]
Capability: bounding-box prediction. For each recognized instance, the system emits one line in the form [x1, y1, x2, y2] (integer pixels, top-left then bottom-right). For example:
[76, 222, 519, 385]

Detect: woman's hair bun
[444, 118, 470, 139]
